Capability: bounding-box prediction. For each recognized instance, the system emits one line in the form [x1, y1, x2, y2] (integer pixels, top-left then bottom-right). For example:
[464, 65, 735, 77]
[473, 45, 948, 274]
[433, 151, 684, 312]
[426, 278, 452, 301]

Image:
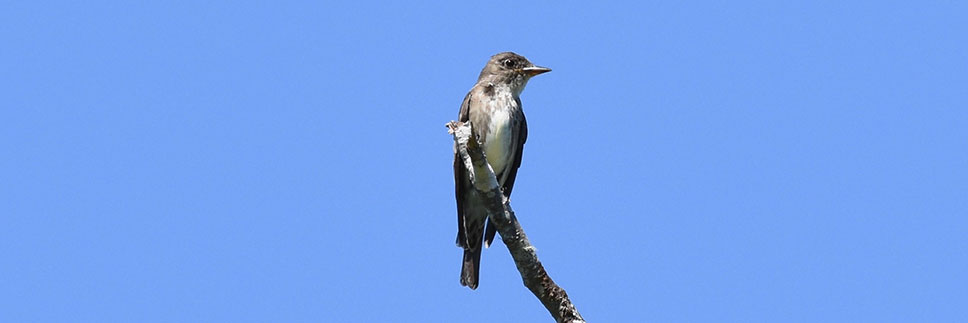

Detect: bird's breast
[482, 99, 515, 176]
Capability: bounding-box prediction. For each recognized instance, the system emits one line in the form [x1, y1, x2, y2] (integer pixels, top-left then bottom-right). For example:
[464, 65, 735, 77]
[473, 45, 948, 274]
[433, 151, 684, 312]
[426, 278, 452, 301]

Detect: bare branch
[447, 121, 586, 323]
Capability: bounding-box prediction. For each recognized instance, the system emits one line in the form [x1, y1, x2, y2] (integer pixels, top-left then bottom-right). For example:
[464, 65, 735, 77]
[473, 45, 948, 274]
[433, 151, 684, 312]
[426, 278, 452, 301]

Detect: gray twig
[447, 121, 585, 323]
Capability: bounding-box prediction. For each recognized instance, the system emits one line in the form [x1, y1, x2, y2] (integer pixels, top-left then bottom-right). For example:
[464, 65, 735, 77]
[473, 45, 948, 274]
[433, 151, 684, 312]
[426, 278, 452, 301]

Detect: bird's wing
[456, 88, 490, 288]
[501, 97, 528, 197]
[454, 90, 473, 248]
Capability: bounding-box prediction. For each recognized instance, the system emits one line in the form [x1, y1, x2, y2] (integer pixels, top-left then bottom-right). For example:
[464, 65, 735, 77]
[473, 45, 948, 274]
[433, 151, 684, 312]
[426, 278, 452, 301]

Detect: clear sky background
[2, 1, 966, 322]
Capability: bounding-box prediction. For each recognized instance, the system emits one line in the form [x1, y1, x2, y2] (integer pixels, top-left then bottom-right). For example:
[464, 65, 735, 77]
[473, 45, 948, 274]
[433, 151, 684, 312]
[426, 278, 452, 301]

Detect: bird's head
[477, 52, 551, 94]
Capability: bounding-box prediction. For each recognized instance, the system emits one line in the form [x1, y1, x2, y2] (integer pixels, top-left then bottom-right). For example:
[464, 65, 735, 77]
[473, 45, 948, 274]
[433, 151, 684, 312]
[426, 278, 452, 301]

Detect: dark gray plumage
[455, 52, 550, 289]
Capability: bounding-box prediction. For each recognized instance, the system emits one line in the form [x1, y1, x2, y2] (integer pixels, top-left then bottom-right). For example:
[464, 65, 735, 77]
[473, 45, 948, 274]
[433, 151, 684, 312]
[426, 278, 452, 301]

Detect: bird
[454, 52, 551, 289]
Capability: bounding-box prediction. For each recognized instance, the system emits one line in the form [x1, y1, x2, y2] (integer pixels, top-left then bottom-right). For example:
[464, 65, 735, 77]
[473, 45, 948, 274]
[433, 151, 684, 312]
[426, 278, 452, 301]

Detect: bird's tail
[460, 245, 482, 289]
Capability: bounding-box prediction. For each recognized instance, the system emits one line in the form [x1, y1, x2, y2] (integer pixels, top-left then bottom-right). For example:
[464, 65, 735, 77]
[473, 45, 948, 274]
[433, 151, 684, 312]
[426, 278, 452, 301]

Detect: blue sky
[2, 1, 966, 322]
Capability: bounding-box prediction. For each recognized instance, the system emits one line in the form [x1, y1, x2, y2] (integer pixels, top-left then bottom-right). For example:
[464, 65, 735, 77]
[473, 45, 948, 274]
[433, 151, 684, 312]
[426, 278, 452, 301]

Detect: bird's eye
[502, 59, 514, 68]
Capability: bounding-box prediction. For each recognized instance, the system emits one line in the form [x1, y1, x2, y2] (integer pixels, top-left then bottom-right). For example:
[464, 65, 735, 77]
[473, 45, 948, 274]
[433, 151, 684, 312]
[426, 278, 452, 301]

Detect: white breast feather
[484, 96, 514, 175]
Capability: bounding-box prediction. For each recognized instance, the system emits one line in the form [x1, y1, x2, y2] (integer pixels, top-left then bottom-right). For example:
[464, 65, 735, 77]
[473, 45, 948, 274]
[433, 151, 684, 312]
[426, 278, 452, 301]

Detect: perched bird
[454, 52, 551, 289]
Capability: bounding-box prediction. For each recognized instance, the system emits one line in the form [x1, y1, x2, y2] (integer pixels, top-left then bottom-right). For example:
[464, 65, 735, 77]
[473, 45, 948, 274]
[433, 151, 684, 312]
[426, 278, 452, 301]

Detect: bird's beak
[522, 65, 551, 76]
